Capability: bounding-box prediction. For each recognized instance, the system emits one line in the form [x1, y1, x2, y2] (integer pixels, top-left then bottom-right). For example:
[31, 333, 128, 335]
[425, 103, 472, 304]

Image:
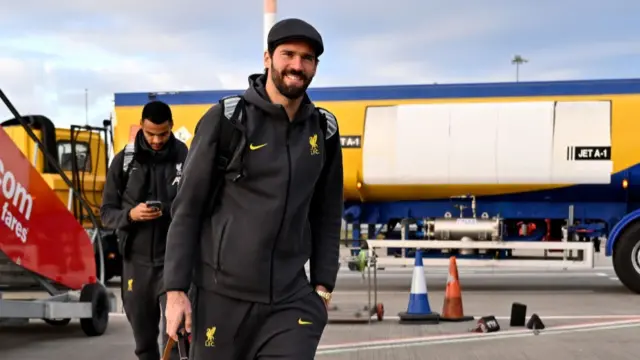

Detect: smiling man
[163, 18, 344, 359]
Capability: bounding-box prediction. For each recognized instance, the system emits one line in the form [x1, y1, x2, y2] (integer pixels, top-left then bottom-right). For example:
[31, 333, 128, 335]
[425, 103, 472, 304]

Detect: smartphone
[145, 200, 162, 211]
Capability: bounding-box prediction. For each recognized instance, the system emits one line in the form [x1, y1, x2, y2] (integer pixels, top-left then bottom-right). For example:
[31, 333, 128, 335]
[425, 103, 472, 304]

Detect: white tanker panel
[362, 101, 613, 186]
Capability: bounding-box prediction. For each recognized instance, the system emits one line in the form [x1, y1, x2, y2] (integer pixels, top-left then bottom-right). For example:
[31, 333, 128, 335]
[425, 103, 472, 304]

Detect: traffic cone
[398, 249, 440, 324]
[441, 256, 474, 322]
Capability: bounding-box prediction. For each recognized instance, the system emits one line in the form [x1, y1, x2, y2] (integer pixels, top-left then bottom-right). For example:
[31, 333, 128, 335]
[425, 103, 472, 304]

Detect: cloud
[333, 0, 640, 85]
[0, 29, 255, 128]
[1, 0, 640, 128]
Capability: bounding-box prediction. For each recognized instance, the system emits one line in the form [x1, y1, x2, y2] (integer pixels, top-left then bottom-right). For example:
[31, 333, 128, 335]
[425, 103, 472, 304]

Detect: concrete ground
[2, 250, 640, 359]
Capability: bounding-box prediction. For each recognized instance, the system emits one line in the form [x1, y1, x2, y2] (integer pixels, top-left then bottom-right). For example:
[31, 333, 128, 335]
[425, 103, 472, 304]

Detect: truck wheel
[612, 221, 640, 294]
[79, 282, 110, 336]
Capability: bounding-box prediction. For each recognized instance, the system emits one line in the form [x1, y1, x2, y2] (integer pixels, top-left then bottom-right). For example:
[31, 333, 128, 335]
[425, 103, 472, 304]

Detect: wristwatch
[316, 289, 332, 303]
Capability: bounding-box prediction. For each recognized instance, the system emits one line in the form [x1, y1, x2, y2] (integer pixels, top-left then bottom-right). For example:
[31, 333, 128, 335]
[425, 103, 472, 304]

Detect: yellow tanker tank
[113, 78, 640, 203]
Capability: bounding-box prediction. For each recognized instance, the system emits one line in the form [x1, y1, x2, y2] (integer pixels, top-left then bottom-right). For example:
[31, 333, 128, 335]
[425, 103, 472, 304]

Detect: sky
[1, 0, 639, 128]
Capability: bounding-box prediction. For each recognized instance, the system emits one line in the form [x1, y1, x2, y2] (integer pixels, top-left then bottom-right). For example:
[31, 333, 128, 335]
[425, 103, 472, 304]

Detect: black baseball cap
[267, 18, 324, 57]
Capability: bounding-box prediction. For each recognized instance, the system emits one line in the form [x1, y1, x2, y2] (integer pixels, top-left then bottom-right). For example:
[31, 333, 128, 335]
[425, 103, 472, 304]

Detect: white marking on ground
[368, 314, 640, 321]
[315, 319, 640, 355]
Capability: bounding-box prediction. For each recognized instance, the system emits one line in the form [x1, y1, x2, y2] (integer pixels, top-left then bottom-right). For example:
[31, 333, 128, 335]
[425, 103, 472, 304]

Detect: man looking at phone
[100, 100, 188, 360]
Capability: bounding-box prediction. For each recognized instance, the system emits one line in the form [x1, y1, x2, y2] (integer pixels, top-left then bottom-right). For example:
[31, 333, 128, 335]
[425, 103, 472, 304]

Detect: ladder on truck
[0, 89, 116, 337]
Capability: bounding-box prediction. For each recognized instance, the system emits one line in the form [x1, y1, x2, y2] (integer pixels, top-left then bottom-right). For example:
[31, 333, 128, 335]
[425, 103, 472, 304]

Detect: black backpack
[198, 95, 338, 216]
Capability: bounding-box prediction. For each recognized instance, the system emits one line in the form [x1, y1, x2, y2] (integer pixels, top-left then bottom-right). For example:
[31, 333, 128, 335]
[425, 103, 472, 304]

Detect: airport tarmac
[2, 257, 640, 360]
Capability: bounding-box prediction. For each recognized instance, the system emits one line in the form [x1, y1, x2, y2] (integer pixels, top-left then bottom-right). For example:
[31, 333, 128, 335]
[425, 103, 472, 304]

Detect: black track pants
[122, 260, 180, 360]
[190, 287, 328, 360]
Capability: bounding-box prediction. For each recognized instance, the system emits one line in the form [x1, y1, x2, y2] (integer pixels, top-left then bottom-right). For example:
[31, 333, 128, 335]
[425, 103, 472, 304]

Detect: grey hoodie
[163, 73, 344, 303]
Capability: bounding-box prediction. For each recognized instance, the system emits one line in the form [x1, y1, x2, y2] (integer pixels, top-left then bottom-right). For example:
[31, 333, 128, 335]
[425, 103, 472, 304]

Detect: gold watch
[316, 289, 332, 303]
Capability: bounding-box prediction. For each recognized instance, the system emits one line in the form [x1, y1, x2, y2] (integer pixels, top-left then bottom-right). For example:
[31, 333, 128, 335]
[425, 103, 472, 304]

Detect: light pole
[264, 0, 276, 52]
[84, 88, 89, 125]
[511, 55, 528, 82]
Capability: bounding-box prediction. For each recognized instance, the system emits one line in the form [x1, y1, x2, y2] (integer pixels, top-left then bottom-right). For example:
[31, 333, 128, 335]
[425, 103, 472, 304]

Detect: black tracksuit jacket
[100, 132, 189, 266]
[164, 73, 344, 304]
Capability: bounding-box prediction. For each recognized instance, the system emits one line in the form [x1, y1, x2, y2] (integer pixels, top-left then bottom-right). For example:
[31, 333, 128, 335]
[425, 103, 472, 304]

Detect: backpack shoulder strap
[122, 143, 135, 173]
[215, 95, 245, 172]
[120, 143, 136, 190]
[316, 107, 339, 170]
[316, 107, 338, 140]
[204, 95, 245, 217]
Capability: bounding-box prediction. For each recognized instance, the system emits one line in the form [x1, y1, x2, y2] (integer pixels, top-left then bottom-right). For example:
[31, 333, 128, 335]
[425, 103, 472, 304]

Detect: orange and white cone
[440, 256, 474, 322]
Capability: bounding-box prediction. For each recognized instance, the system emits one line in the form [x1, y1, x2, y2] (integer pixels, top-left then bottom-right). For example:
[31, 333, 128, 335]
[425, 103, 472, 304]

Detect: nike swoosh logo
[298, 318, 312, 325]
[249, 143, 267, 150]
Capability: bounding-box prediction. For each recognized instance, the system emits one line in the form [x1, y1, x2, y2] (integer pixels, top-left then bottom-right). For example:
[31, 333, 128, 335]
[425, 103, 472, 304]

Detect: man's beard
[270, 64, 313, 100]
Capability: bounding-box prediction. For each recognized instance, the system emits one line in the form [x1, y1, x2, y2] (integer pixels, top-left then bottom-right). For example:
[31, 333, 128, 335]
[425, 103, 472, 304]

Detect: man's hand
[165, 291, 192, 341]
[315, 285, 331, 310]
[129, 203, 162, 222]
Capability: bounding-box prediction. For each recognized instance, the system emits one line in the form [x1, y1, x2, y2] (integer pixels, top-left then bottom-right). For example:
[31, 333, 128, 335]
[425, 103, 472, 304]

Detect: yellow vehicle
[1, 113, 122, 282]
[113, 78, 640, 294]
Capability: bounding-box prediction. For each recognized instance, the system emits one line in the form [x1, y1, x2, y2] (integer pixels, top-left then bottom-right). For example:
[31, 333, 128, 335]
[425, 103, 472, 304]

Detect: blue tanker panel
[350, 199, 627, 224]
[114, 78, 640, 106]
[346, 164, 640, 235]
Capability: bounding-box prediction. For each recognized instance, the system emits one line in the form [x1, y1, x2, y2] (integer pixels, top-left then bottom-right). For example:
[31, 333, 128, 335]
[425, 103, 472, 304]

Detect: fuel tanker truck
[112, 78, 640, 294]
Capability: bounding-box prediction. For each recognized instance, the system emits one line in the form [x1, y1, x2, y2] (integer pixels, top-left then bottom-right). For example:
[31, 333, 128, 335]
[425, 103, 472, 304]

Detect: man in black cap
[163, 18, 343, 359]
[101, 100, 188, 360]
